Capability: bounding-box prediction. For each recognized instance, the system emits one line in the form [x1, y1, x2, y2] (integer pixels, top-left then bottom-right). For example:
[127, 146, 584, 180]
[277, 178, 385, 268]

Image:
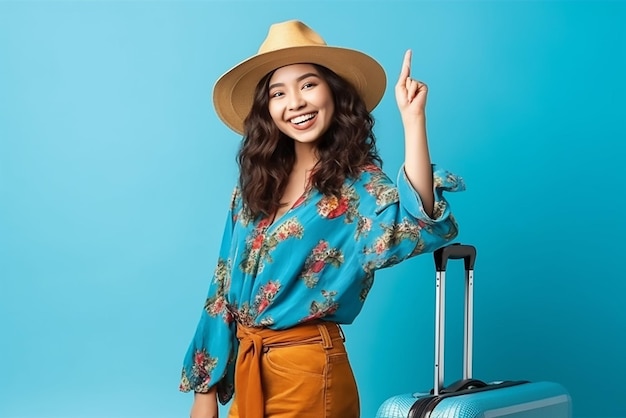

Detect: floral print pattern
[367, 219, 422, 256]
[359, 271, 375, 302]
[255, 280, 281, 314]
[227, 302, 275, 328]
[180, 165, 465, 403]
[267, 219, 305, 251]
[355, 215, 373, 240]
[204, 258, 232, 320]
[179, 348, 218, 393]
[300, 240, 344, 288]
[214, 258, 231, 294]
[225, 281, 282, 327]
[316, 184, 361, 222]
[239, 218, 304, 275]
[317, 194, 350, 219]
[204, 295, 226, 317]
[365, 167, 400, 208]
[303, 290, 339, 322]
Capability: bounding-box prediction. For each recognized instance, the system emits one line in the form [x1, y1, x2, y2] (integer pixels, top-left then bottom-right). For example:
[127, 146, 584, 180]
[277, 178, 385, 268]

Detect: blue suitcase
[376, 244, 572, 418]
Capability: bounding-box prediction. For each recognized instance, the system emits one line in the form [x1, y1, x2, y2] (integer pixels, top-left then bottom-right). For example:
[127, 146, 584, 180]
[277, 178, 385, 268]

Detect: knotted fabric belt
[234, 321, 343, 418]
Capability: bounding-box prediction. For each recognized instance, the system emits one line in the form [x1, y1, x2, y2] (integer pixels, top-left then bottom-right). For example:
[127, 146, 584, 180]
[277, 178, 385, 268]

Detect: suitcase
[375, 244, 572, 418]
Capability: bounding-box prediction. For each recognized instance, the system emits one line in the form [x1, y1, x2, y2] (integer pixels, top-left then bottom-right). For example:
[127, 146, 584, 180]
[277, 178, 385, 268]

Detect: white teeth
[290, 113, 316, 124]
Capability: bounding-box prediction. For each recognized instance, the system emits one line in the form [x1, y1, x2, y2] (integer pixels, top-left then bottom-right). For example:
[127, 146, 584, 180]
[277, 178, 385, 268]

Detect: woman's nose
[288, 92, 306, 111]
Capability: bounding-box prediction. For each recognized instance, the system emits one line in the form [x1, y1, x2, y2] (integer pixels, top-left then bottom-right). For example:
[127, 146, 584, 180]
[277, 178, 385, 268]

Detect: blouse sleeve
[359, 164, 465, 272]
[179, 188, 240, 404]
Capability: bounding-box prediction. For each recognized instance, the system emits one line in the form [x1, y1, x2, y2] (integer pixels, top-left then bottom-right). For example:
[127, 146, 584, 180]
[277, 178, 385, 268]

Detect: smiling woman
[179, 19, 465, 418]
[267, 65, 335, 144]
[2, 3, 624, 418]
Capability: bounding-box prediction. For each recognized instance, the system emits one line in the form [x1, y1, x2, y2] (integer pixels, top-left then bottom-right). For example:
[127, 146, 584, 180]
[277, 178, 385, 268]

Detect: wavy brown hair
[237, 64, 382, 219]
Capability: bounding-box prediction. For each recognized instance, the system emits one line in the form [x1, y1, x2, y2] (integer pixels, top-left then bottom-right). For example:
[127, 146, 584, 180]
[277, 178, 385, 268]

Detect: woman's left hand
[395, 49, 428, 120]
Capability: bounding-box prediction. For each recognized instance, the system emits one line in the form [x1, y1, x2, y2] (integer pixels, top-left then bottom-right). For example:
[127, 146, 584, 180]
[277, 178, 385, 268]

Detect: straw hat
[213, 20, 387, 134]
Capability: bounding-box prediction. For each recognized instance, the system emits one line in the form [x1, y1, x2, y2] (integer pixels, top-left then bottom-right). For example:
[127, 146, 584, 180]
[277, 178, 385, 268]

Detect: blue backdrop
[1, 1, 624, 418]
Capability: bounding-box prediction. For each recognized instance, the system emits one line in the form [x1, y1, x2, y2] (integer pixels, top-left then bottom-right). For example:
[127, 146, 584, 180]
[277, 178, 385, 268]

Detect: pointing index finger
[398, 49, 412, 84]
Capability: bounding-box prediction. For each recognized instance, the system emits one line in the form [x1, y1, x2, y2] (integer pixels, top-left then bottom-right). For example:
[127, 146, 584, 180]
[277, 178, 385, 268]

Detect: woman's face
[267, 63, 335, 145]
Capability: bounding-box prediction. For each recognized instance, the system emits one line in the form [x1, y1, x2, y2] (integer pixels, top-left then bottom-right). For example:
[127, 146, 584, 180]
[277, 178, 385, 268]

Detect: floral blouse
[179, 164, 465, 403]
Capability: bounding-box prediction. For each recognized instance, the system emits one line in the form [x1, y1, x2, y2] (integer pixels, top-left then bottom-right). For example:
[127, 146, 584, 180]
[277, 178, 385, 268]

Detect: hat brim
[213, 45, 387, 135]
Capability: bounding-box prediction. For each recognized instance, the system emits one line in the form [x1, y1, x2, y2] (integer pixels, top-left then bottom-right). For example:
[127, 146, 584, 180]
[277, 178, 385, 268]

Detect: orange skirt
[227, 321, 360, 418]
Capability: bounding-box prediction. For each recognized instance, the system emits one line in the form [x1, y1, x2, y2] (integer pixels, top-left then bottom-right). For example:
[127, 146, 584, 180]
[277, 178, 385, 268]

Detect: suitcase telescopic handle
[434, 243, 476, 272]
[433, 243, 477, 396]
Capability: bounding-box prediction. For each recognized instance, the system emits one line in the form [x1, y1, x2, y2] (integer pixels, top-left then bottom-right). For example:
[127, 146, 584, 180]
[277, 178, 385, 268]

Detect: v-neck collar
[265, 185, 316, 231]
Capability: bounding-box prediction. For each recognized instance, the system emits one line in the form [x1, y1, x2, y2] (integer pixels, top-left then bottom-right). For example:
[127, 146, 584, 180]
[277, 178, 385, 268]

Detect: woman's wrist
[401, 112, 426, 127]
[194, 387, 217, 400]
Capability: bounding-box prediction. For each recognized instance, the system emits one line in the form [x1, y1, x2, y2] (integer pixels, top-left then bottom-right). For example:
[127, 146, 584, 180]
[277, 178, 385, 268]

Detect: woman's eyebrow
[269, 73, 320, 90]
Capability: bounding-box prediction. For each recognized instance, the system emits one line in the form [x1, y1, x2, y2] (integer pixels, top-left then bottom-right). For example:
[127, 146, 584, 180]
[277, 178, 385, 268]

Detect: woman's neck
[293, 142, 319, 172]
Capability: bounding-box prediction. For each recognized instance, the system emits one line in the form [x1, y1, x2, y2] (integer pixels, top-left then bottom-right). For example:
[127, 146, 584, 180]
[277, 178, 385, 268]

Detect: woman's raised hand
[395, 49, 428, 120]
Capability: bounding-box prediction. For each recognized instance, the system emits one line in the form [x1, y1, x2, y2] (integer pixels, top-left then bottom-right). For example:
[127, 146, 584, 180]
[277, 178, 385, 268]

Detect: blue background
[1, 1, 624, 417]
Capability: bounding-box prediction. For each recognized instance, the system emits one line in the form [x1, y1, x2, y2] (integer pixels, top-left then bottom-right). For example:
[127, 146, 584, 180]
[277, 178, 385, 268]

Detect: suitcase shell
[375, 244, 572, 418]
[377, 381, 572, 417]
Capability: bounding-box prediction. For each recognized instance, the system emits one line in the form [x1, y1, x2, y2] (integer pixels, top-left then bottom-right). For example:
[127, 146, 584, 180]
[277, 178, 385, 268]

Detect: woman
[180, 20, 465, 418]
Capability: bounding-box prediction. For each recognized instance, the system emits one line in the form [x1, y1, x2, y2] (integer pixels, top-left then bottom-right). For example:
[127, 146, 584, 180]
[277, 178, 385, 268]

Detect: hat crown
[258, 20, 327, 54]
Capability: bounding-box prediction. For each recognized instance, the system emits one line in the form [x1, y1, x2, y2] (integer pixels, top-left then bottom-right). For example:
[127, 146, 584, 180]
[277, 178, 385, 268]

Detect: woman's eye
[303, 82, 316, 90]
[270, 91, 283, 98]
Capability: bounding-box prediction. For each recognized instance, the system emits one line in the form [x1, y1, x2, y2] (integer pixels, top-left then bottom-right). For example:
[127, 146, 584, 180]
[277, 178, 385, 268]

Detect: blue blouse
[179, 164, 465, 404]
